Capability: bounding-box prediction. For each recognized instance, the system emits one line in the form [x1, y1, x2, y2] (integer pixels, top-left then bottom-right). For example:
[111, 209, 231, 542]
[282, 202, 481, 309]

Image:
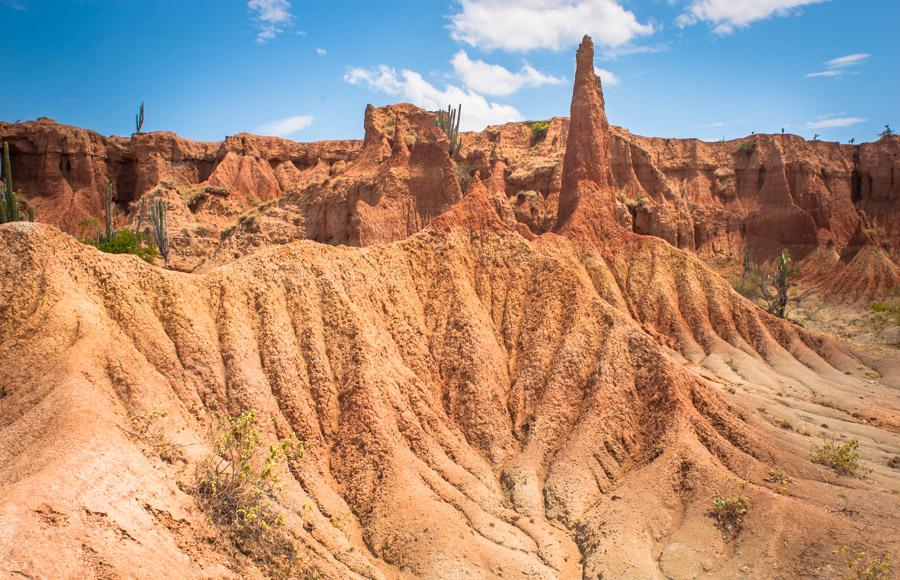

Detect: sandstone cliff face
[463, 123, 900, 266]
[0, 118, 359, 267]
[205, 103, 462, 266]
[2, 66, 898, 290]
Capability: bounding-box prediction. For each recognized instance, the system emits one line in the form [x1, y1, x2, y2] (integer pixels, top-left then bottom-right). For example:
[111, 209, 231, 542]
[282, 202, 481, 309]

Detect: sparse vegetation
[150, 198, 171, 267]
[128, 408, 181, 463]
[765, 470, 792, 493]
[725, 358, 739, 374]
[871, 301, 900, 319]
[735, 248, 806, 319]
[436, 104, 462, 156]
[529, 121, 549, 145]
[880, 124, 893, 138]
[812, 436, 861, 475]
[833, 546, 893, 579]
[455, 160, 475, 193]
[736, 139, 757, 155]
[711, 482, 750, 537]
[197, 409, 305, 578]
[82, 182, 156, 262]
[84, 228, 157, 263]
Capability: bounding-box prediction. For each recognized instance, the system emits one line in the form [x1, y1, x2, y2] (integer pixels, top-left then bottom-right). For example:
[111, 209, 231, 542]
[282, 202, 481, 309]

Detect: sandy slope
[0, 218, 897, 579]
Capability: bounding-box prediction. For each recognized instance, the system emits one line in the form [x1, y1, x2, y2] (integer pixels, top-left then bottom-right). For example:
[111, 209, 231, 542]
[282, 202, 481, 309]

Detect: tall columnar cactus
[436, 104, 462, 157]
[135, 101, 145, 134]
[150, 198, 170, 267]
[100, 181, 115, 243]
[1, 141, 20, 223]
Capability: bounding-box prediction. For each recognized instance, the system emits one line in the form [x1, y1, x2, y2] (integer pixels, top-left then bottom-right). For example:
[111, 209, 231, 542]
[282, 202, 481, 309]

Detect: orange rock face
[1, 43, 898, 285]
[555, 35, 616, 233]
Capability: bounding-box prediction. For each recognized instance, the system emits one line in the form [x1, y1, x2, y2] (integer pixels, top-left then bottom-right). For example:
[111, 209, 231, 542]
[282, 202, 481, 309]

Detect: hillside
[0, 36, 898, 579]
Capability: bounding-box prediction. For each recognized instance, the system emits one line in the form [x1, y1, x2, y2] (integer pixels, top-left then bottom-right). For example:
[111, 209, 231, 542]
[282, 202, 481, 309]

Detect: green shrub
[833, 546, 893, 579]
[530, 121, 549, 145]
[128, 408, 181, 464]
[812, 437, 861, 475]
[871, 302, 900, 316]
[84, 229, 157, 263]
[711, 482, 750, 537]
[197, 409, 305, 578]
[736, 140, 758, 155]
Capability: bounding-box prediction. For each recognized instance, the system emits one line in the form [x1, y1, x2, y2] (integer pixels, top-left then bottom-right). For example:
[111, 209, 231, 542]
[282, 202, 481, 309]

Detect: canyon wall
[2, 87, 898, 288]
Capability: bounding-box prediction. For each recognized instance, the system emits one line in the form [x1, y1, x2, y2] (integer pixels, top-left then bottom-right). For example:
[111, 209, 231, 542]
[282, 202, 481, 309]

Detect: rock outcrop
[2, 49, 898, 293]
[555, 35, 616, 233]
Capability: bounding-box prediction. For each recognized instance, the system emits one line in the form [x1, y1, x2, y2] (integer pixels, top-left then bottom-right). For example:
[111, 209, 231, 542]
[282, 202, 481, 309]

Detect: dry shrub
[833, 546, 893, 579]
[196, 409, 305, 578]
[710, 481, 750, 538]
[129, 408, 182, 464]
[812, 437, 861, 476]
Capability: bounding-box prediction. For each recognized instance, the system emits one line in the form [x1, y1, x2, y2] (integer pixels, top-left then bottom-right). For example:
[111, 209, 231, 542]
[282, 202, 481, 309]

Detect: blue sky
[1, 0, 896, 144]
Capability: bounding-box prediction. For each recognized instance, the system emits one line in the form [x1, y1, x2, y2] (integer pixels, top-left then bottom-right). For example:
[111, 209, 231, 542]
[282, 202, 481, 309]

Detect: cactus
[135, 101, 144, 134]
[100, 181, 115, 243]
[135, 198, 146, 236]
[1, 141, 21, 224]
[436, 104, 462, 157]
[150, 198, 170, 267]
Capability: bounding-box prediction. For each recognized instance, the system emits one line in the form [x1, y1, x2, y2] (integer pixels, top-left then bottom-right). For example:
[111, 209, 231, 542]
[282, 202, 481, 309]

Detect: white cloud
[826, 53, 870, 68]
[805, 70, 845, 78]
[248, 0, 294, 43]
[806, 52, 869, 78]
[344, 65, 522, 130]
[594, 67, 619, 86]
[677, 0, 827, 34]
[805, 116, 866, 129]
[315, 48, 327, 56]
[449, 0, 653, 52]
[255, 115, 314, 136]
[451, 50, 562, 96]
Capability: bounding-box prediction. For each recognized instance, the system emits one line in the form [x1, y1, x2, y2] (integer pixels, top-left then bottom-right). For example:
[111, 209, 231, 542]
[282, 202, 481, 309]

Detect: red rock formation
[2, 55, 898, 292]
[555, 35, 617, 234]
[0, 118, 358, 236]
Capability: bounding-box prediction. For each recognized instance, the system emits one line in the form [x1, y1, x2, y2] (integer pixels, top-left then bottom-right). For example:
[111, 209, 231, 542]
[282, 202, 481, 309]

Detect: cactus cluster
[150, 198, 170, 267]
[436, 104, 462, 157]
[1, 141, 34, 224]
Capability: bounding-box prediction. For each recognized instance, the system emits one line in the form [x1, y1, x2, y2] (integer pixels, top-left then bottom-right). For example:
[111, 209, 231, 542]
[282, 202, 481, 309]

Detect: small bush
[833, 546, 894, 579]
[812, 437, 861, 475]
[710, 482, 750, 537]
[455, 160, 475, 192]
[197, 409, 305, 578]
[129, 408, 181, 464]
[765, 470, 792, 493]
[83, 228, 157, 263]
[736, 140, 758, 155]
[530, 121, 549, 145]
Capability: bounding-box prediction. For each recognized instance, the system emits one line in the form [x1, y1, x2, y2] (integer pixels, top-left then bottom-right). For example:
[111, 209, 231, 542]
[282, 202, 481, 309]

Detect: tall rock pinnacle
[555, 35, 616, 232]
